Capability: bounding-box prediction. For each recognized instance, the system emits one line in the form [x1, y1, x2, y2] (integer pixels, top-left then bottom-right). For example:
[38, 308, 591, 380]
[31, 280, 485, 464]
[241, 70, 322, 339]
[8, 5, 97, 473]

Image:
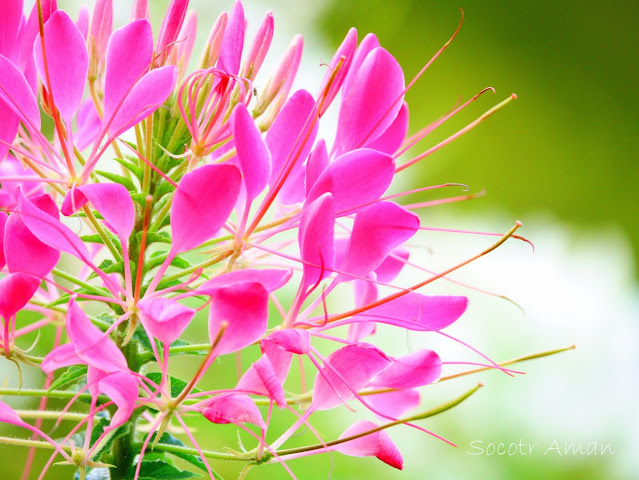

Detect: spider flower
[0, 1, 531, 479]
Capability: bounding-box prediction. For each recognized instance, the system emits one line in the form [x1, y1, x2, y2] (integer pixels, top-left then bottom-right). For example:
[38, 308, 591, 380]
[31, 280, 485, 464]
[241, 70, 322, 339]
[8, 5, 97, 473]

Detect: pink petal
[237, 348, 292, 403]
[106, 65, 177, 136]
[369, 349, 441, 389]
[66, 298, 128, 372]
[334, 47, 404, 155]
[41, 343, 83, 373]
[75, 99, 102, 150]
[0, 54, 41, 130]
[341, 202, 418, 278]
[0, 0, 23, 61]
[232, 103, 271, 202]
[19, 192, 90, 261]
[93, 368, 138, 428]
[197, 268, 291, 294]
[137, 297, 195, 345]
[217, 0, 245, 75]
[103, 19, 153, 124]
[0, 212, 6, 269]
[266, 89, 318, 205]
[262, 329, 311, 355]
[298, 193, 335, 290]
[305, 139, 328, 195]
[342, 33, 380, 95]
[312, 343, 390, 411]
[6, 194, 60, 277]
[203, 394, 265, 428]
[337, 420, 403, 469]
[347, 278, 378, 342]
[367, 102, 408, 155]
[170, 164, 241, 254]
[75, 7, 89, 39]
[353, 294, 468, 332]
[61, 183, 134, 241]
[208, 282, 268, 355]
[33, 11, 88, 121]
[89, 0, 113, 60]
[0, 273, 40, 320]
[374, 246, 409, 283]
[175, 11, 197, 68]
[0, 400, 28, 428]
[0, 101, 19, 161]
[131, 0, 149, 21]
[305, 148, 395, 214]
[250, 355, 286, 406]
[18, 0, 57, 94]
[0, 156, 43, 203]
[367, 389, 420, 421]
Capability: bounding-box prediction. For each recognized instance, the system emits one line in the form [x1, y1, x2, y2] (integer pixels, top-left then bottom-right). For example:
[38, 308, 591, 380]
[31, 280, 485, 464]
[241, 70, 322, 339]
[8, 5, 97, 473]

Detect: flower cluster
[0, 1, 558, 479]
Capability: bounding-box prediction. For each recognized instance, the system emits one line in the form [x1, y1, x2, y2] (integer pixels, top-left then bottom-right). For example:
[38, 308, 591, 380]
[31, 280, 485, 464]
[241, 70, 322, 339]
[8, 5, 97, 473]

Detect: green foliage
[127, 459, 199, 479]
[48, 365, 88, 391]
[149, 433, 211, 474]
[144, 374, 201, 399]
[96, 170, 137, 192]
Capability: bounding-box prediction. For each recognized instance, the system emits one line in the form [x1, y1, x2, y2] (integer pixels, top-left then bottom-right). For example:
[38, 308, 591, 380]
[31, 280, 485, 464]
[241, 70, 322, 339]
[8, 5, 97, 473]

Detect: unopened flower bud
[199, 11, 228, 68]
[253, 34, 303, 121]
[239, 12, 274, 82]
[156, 0, 190, 67]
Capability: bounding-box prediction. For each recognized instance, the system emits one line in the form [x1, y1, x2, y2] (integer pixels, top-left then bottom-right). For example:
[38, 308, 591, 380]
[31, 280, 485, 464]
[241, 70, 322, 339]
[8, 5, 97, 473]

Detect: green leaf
[145, 374, 201, 399]
[154, 181, 175, 200]
[48, 365, 87, 392]
[114, 157, 144, 183]
[149, 433, 212, 474]
[46, 285, 114, 307]
[96, 170, 137, 192]
[81, 234, 105, 245]
[93, 422, 131, 462]
[146, 251, 191, 271]
[131, 192, 150, 207]
[65, 412, 110, 450]
[137, 231, 172, 245]
[133, 327, 191, 360]
[128, 460, 199, 479]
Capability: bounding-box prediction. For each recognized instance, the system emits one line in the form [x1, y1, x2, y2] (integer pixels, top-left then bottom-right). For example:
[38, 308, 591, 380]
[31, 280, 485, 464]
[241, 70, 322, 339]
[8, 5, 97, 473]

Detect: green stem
[274, 383, 483, 458]
[132, 442, 241, 462]
[0, 436, 72, 452]
[143, 250, 233, 289]
[14, 410, 94, 421]
[0, 388, 106, 403]
[110, 313, 144, 479]
[83, 206, 122, 262]
[148, 195, 173, 233]
[138, 343, 210, 364]
[52, 268, 106, 295]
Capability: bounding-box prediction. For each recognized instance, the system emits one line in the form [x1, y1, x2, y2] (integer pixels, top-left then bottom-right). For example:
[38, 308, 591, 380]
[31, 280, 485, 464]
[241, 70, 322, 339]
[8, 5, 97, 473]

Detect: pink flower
[0, 2, 528, 479]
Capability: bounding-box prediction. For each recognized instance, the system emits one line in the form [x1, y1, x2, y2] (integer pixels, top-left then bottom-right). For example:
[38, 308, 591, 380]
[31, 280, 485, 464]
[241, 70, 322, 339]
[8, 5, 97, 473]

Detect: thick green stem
[109, 318, 144, 480]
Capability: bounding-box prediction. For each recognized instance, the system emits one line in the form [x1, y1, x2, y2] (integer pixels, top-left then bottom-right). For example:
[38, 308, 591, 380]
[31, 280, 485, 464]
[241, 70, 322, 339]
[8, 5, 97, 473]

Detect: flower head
[0, 2, 539, 480]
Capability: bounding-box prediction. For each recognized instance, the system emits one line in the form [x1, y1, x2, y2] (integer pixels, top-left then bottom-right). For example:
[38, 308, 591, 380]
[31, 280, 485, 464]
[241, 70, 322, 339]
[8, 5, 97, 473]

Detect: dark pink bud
[157, 0, 190, 66]
[336, 420, 403, 469]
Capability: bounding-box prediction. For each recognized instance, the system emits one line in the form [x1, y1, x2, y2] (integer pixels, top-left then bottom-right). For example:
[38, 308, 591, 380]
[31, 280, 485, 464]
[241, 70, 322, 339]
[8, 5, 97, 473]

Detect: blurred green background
[2, 1, 637, 479]
[319, 0, 639, 271]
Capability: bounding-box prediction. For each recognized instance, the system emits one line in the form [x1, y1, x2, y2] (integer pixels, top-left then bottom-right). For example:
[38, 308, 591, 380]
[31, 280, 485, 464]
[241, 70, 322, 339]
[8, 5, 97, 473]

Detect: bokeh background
[2, 1, 638, 479]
